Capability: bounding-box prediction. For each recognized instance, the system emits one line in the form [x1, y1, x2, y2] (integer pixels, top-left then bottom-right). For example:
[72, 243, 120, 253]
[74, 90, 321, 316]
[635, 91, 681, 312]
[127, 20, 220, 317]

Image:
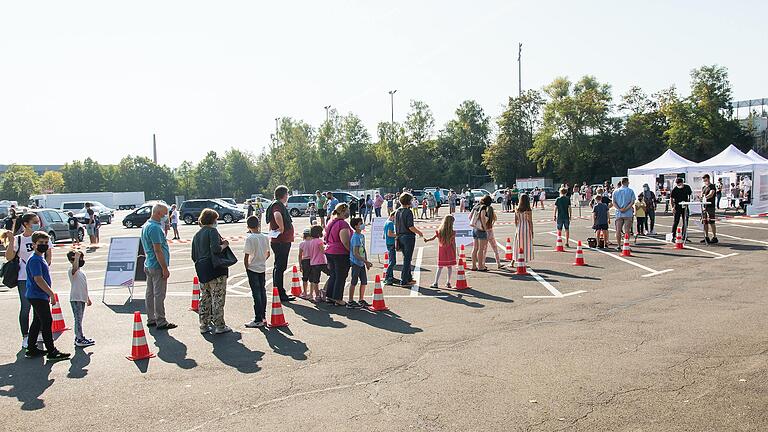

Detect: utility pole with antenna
[388, 89, 397, 124]
[152, 134, 157, 164]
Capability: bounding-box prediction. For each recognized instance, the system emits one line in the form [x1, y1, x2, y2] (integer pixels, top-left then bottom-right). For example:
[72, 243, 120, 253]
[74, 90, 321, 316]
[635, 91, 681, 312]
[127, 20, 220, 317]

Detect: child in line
[244, 215, 270, 328]
[348, 217, 372, 309]
[421, 198, 428, 219]
[424, 214, 457, 289]
[67, 250, 94, 347]
[297, 229, 312, 299]
[25, 231, 70, 361]
[592, 190, 610, 248]
[307, 202, 317, 226]
[553, 187, 571, 247]
[306, 225, 327, 302]
[634, 194, 647, 242]
[383, 211, 397, 285]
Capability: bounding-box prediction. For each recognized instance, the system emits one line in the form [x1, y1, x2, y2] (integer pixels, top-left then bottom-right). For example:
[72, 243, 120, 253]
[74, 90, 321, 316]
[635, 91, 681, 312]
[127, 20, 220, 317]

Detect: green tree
[39, 171, 65, 193]
[112, 156, 177, 201]
[438, 100, 491, 188]
[222, 149, 257, 200]
[194, 151, 225, 198]
[0, 165, 40, 202]
[60, 158, 106, 192]
[483, 90, 544, 185]
[175, 161, 197, 199]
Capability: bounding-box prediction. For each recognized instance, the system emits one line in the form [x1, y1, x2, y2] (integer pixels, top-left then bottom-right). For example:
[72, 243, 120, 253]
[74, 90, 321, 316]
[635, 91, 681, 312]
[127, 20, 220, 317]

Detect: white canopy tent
[689, 144, 767, 173]
[627, 149, 697, 176]
[747, 149, 768, 163]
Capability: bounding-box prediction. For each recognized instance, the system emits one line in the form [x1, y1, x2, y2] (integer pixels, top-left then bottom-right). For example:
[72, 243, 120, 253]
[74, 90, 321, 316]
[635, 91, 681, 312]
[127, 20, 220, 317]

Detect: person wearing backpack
[470, 195, 492, 271]
[3, 212, 51, 349]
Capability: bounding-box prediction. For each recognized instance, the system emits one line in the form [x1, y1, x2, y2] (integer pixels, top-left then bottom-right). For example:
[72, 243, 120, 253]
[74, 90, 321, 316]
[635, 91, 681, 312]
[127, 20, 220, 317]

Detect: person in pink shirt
[373, 192, 385, 218]
[323, 203, 352, 306]
[306, 225, 327, 302]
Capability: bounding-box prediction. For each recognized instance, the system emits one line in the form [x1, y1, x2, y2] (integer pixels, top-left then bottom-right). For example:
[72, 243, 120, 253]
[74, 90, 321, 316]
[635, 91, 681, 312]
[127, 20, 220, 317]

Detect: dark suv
[330, 192, 359, 214]
[179, 199, 245, 225]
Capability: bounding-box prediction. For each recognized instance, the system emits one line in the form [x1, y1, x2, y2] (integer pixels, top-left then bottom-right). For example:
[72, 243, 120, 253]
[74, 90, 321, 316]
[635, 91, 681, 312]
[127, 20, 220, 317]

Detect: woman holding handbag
[192, 208, 236, 334]
[470, 195, 492, 271]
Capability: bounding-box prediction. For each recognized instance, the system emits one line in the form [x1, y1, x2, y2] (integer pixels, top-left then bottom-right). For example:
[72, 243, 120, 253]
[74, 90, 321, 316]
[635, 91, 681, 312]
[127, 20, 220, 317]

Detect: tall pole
[274, 117, 279, 142]
[388, 89, 397, 123]
[518, 43, 522, 97]
[152, 134, 157, 164]
[324, 105, 331, 122]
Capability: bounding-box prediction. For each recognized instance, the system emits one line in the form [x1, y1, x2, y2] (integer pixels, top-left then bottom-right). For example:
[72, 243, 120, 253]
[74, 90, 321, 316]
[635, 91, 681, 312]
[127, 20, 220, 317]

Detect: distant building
[733, 98, 768, 155]
[0, 164, 64, 175]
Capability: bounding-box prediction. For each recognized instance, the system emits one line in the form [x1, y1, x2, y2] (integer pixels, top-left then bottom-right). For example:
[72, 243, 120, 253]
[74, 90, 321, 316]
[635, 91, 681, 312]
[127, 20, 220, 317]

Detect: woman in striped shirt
[513, 194, 534, 265]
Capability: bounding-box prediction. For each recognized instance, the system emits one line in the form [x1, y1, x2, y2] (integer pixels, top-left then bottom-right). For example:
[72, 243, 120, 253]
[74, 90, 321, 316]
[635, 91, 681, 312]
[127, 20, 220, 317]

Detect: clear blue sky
[1, 0, 766, 167]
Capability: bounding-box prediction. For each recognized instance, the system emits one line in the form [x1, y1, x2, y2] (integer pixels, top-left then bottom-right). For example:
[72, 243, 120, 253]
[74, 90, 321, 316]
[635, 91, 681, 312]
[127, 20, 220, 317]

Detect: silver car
[286, 194, 315, 217]
[31, 209, 85, 243]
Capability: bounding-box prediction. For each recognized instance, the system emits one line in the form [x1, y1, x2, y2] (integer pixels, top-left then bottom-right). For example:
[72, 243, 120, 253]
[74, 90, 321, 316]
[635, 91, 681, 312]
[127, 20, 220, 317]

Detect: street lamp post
[274, 117, 280, 142]
[324, 105, 331, 122]
[388, 89, 397, 123]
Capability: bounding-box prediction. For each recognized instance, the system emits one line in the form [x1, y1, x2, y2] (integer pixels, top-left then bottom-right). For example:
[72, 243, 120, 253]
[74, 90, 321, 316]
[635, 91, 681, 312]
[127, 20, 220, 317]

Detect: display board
[369, 217, 388, 255]
[103, 237, 141, 301]
[453, 213, 474, 247]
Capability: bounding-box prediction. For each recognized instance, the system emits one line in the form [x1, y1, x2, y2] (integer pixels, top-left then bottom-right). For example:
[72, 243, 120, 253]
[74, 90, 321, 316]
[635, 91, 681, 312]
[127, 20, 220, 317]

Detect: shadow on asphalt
[329, 306, 424, 335]
[149, 327, 198, 370]
[259, 327, 309, 361]
[104, 298, 146, 315]
[719, 242, 767, 252]
[67, 349, 92, 378]
[0, 352, 54, 410]
[533, 268, 602, 281]
[203, 331, 264, 373]
[418, 285, 485, 308]
[283, 301, 347, 329]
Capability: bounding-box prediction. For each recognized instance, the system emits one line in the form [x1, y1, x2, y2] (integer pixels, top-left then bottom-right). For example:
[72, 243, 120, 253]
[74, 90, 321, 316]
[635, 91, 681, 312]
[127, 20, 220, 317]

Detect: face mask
[643, 186, 649, 191]
[161, 215, 168, 224]
[30, 223, 41, 231]
[212, 221, 218, 228]
[36, 244, 49, 254]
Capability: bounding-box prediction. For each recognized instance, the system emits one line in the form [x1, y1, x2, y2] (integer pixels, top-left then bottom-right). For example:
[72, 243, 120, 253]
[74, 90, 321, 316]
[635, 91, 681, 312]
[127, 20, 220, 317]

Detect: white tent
[747, 149, 768, 163]
[626, 149, 697, 175]
[691, 144, 768, 173]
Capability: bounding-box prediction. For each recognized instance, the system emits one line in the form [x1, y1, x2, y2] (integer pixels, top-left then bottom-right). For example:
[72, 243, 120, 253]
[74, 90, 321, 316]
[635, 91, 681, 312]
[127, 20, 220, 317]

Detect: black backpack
[0, 236, 21, 288]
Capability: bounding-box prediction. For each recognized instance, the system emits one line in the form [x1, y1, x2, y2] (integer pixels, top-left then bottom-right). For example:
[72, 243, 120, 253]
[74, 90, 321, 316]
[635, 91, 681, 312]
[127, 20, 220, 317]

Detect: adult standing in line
[715, 178, 723, 210]
[266, 185, 295, 302]
[395, 193, 424, 286]
[670, 177, 692, 237]
[169, 204, 180, 240]
[246, 200, 254, 219]
[359, 194, 368, 223]
[470, 195, 494, 271]
[700, 174, 719, 244]
[85, 203, 98, 247]
[365, 194, 374, 224]
[504, 189, 512, 213]
[448, 190, 457, 214]
[316, 190, 328, 227]
[513, 194, 534, 266]
[140, 203, 177, 330]
[510, 184, 519, 210]
[641, 183, 657, 235]
[5, 212, 51, 349]
[741, 175, 752, 213]
[323, 203, 352, 306]
[373, 192, 384, 218]
[427, 192, 436, 219]
[192, 208, 232, 334]
[612, 177, 636, 252]
[434, 189, 442, 218]
[585, 183, 593, 206]
[326, 192, 339, 219]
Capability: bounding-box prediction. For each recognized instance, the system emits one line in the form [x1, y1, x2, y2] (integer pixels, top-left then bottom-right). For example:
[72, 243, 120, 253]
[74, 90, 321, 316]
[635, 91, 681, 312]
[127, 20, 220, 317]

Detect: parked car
[286, 194, 315, 217]
[217, 198, 237, 207]
[411, 189, 425, 203]
[330, 192, 359, 214]
[122, 204, 153, 228]
[30, 208, 85, 243]
[179, 199, 245, 225]
[492, 188, 508, 203]
[61, 201, 114, 224]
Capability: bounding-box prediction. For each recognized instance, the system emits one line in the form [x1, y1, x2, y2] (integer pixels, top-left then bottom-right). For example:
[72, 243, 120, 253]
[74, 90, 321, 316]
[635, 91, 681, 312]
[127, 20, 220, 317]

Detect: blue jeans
[70, 301, 86, 339]
[246, 270, 266, 321]
[375, 207, 382, 218]
[398, 234, 416, 284]
[386, 243, 397, 281]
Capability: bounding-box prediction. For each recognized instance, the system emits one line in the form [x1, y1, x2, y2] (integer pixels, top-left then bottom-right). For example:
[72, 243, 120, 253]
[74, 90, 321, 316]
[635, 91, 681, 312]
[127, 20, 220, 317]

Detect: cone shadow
[283, 302, 347, 329]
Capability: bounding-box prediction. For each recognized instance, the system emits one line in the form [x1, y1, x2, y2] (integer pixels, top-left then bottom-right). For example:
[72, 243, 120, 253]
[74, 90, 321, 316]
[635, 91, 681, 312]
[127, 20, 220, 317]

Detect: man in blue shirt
[326, 192, 339, 215]
[25, 231, 70, 361]
[140, 203, 176, 330]
[383, 211, 397, 284]
[612, 177, 636, 251]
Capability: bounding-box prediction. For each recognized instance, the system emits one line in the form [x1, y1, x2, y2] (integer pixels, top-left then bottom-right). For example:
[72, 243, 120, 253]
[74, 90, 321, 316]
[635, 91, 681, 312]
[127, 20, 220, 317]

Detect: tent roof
[692, 144, 768, 172]
[747, 149, 768, 163]
[627, 149, 697, 175]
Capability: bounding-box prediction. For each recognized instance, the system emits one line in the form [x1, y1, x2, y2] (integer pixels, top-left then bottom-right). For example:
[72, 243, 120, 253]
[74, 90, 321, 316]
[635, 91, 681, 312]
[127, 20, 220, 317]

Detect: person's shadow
[260, 327, 309, 360]
[283, 302, 347, 329]
[0, 352, 55, 410]
[67, 349, 93, 379]
[336, 308, 424, 334]
[204, 331, 264, 374]
[149, 328, 198, 369]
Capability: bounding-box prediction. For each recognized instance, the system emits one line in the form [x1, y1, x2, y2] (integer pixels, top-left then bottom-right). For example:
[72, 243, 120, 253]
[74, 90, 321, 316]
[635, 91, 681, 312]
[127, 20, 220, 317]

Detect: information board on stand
[103, 237, 141, 302]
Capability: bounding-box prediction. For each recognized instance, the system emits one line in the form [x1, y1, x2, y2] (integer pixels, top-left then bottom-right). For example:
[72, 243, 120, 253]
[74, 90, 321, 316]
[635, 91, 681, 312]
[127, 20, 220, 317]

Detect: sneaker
[710, 237, 719, 244]
[383, 278, 395, 285]
[446, 283, 452, 289]
[24, 347, 47, 358]
[214, 325, 232, 334]
[429, 283, 439, 288]
[46, 350, 71, 362]
[346, 301, 360, 309]
[157, 322, 178, 330]
[700, 238, 710, 244]
[75, 338, 95, 347]
[245, 320, 264, 328]
[199, 324, 211, 334]
[22, 335, 28, 349]
[146, 321, 157, 327]
[358, 299, 370, 308]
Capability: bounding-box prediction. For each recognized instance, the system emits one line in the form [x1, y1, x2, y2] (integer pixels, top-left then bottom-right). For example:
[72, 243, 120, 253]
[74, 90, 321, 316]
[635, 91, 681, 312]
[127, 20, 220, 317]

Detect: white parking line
[499, 240, 587, 298]
[655, 223, 768, 246]
[638, 235, 738, 260]
[412, 247, 424, 296]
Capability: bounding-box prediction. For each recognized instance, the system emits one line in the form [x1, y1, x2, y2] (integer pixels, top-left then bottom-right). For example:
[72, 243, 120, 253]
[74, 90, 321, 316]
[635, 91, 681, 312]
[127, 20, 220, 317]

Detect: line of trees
[0, 65, 755, 204]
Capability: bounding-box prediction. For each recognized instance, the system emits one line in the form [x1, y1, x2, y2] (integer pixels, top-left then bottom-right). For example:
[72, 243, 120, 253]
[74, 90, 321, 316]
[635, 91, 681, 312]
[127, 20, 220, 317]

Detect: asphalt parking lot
[1, 206, 767, 431]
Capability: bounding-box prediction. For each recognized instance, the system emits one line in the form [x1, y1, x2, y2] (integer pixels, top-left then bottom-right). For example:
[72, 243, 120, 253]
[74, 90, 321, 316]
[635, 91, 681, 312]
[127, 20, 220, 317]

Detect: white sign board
[369, 217, 388, 255]
[104, 237, 141, 287]
[453, 213, 474, 247]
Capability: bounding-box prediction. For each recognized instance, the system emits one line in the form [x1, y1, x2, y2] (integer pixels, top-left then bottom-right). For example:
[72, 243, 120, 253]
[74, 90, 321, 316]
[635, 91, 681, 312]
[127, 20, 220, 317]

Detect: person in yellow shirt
[634, 194, 648, 242]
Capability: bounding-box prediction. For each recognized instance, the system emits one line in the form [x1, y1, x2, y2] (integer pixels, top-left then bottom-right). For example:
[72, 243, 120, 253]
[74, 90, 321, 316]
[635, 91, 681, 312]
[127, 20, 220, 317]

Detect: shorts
[556, 217, 570, 230]
[308, 264, 327, 284]
[511, 197, 519, 205]
[351, 264, 368, 286]
[300, 259, 311, 282]
[318, 208, 327, 218]
[472, 229, 488, 240]
[171, 222, 178, 228]
[68, 229, 79, 240]
[702, 205, 716, 224]
[86, 225, 94, 236]
[615, 217, 633, 235]
[593, 223, 609, 231]
[533, 195, 539, 203]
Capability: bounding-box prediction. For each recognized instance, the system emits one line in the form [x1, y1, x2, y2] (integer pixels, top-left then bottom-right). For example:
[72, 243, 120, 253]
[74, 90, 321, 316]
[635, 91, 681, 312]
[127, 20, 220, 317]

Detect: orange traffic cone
[459, 244, 467, 269]
[382, 251, 389, 281]
[50, 294, 69, 333]
[621, 233, 632, 257]
[504, 237, 513, 261]
[369, 275, 389, 311]
[455, 259, 470, 290]
[290, 265, 302, 297]
[126, 311, 155, 361]
[573, 241, 586, 266]
[674, 228, 684, 249]
[554, 230, 565, 252]
[190, 276, 200, 311]
[269, 287, 289, 327]
[515, 247, 529, 275]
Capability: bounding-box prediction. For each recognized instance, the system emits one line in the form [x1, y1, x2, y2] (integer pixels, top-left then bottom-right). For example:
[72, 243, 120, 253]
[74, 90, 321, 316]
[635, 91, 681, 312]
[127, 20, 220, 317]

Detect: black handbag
[211, 246, 238, 269]
[0, 236, 21, 288]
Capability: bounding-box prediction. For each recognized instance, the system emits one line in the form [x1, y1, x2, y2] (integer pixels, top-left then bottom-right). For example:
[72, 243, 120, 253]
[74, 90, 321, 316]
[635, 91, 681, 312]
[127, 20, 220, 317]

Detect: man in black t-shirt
[700, 174, 718, 244]
[670, 178, 692, 237]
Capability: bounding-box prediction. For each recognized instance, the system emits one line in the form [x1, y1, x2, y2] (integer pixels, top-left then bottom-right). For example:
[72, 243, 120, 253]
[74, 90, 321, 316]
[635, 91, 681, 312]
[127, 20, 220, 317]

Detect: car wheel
[289, 208, 300, 217]
[496, 197, 503, 203]
[223, 213, 233, 223]
[48, 231, 57, 243]
[125, 220, 134, 228]
[184, 214, 194, 225]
